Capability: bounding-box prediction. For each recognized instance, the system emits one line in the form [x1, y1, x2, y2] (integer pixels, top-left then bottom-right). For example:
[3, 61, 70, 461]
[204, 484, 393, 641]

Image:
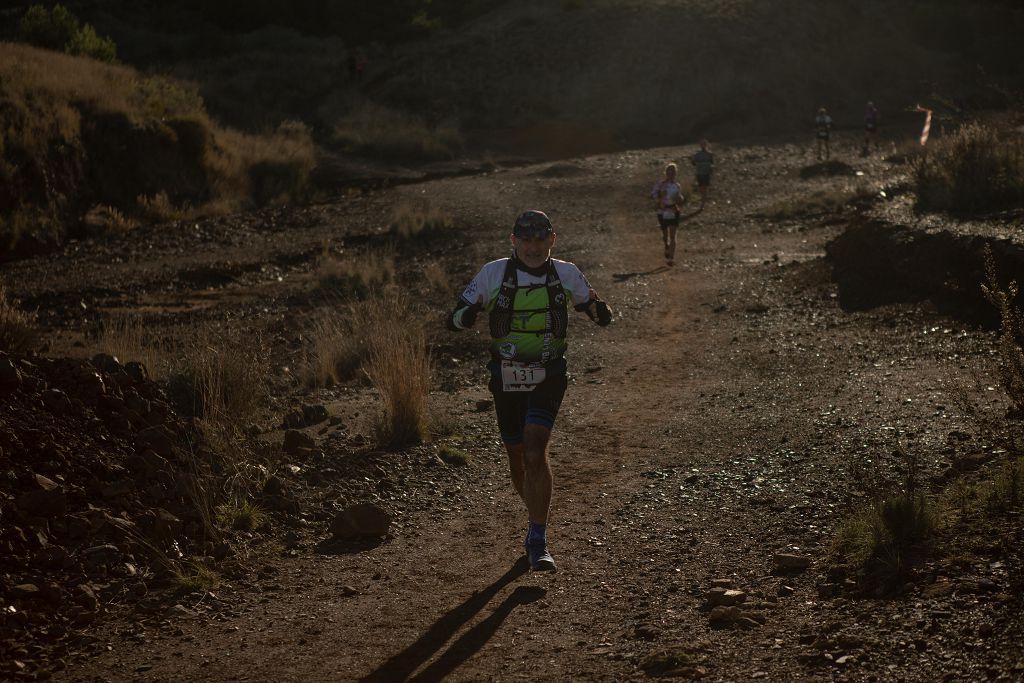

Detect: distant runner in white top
[651, 162, 684, 266]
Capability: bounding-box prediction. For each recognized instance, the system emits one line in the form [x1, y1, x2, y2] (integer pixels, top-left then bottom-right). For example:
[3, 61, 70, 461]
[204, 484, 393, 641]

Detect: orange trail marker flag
[915, 104, 933, 145]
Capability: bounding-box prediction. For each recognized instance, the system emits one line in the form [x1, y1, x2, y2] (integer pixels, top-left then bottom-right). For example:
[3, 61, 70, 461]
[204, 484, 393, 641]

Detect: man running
[690, 141, 714, 206]
[447, 210, 612, 571]
[815, 107, 833, 160]
[651, 163, 684, 265]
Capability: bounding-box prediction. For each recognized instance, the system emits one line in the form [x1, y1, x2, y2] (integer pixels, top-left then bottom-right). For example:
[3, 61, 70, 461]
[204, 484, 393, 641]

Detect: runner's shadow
[613, 266, 670, 282]
[359, 557, 531, 683]
[407, 585, 546, 682]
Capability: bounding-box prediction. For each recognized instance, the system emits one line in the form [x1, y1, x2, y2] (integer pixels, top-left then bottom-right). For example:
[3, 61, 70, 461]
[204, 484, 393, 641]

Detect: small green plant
[173, 563, 221, 592]
[831, 445, 935, 587]
[438, 445, 470, 467]
[0, 281, 38, 353]
[985, 455, 1024, 512]
[217, 500, 268, 531]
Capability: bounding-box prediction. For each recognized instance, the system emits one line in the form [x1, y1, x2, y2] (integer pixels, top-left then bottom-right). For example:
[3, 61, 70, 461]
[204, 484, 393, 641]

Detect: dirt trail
[41, 139, 1022, 681]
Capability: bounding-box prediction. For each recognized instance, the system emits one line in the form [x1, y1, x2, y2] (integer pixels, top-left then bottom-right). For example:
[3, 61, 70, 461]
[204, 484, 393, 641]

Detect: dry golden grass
[0, 43, 315, 249]
[981, 246, 1024, 415]
[93, 315, 169, 378]
[331, 100, 462, 161]
[389, 199, 453, 239]
[421, 260, 450, 293]
[316, 245, 395, 298]
[365, 297, 432, 449]
[0, 280, 38, 353]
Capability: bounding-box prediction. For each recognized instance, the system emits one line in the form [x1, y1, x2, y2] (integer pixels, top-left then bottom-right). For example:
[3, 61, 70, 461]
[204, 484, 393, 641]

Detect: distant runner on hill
[651, 163, 684, 266]
[863, 101, 879, 154]
[446, 210, 613, 572]
[690, 141, 714, 206]
[815, 107, 833, 160]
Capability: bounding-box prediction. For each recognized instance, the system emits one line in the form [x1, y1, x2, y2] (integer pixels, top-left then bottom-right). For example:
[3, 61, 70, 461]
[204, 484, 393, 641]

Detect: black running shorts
[487, 361, 568, 445]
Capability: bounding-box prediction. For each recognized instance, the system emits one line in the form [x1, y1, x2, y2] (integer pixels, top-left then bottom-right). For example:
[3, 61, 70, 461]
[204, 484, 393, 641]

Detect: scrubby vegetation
[0, 43, 315, 257]
[331, 101, 462, 161]
[913, 122, 1024, 215]
[19, 3, 117, 63]
[0, 281, 38, 353]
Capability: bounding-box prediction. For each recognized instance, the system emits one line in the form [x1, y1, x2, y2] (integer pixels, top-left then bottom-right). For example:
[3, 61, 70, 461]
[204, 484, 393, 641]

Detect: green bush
[19, 4, 117, 63]
[913, 122, 1024, 215]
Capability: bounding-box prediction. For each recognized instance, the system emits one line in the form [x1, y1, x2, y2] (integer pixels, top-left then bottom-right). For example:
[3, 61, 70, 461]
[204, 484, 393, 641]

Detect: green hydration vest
[488, 257, 568, 364]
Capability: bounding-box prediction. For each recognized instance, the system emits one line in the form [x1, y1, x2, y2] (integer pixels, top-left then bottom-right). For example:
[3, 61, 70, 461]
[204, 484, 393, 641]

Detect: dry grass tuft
[390, 200, 453, 238]
[94, 315, 169, 379]
[0, 281, 39, 353]
[316, 245, 395, 299]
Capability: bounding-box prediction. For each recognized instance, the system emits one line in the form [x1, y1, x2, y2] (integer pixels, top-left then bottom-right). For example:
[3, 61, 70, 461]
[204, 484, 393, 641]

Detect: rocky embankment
[0, 353, 227, 673]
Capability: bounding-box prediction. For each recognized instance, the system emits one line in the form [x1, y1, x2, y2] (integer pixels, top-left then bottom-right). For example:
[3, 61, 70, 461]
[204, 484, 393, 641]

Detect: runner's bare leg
[521, 423, 553, 524]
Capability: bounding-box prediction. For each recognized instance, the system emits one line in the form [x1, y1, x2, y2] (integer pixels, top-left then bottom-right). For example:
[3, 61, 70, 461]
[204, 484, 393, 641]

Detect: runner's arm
[575, 292, 612, 326]
[447, 298, 482, 331]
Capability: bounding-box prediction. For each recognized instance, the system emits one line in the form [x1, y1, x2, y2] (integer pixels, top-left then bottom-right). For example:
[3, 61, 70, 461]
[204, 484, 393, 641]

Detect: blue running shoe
[526, 541, 557, 572]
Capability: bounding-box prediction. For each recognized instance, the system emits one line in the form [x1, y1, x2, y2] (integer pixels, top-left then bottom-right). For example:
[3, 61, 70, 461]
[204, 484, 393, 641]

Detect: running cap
[513, 210, 553, 238]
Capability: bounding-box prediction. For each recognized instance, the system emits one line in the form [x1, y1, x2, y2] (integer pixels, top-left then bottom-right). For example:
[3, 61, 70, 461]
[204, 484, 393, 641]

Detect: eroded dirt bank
[4, 133, 1024, 681]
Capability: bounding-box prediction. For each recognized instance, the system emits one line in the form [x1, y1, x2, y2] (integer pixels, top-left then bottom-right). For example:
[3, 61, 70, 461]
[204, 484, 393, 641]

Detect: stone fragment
[0, 358, 22, 390]
[707, 588, 747, 607]
[82, 544, 122, 567]
[329, 503, 391, 539]
[137, 425, 176, 458]
[11, 584, 42, 600]
[777, 584, 795, 597]
[16, 474, 67, 518]
[710, 578, 733, 589]
[708, 606, 742, 625]
[283, 429, 316, 454]
[773, 553, 812, 571]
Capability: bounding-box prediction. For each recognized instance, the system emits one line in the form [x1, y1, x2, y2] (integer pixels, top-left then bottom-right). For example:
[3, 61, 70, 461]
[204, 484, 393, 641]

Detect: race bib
[659, 208, 678, 219]
[500, 360, 546, 392]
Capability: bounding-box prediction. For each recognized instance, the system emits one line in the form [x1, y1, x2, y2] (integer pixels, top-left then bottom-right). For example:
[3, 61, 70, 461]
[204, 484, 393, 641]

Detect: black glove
[594, 300, 612, 326]
[447, 301, 480, 331]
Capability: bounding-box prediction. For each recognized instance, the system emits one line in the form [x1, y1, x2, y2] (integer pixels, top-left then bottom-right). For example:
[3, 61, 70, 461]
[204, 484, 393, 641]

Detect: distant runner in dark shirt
[691, 140, 714, 206]
[863, 101, 879, 154]
[815, 107, 832, 160]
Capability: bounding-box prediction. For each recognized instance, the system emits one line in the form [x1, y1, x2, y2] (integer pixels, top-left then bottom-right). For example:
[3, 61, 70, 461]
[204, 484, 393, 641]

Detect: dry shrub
[363, 294, 431, 449]
[82, 204, 135, 235]
[316, 245, 395, 299]
[389, 199, 453, 238]
[913, 122, 1024, 215]
[136, 191, 189, 223]
[0, 43, 315, 253]
[331, 100, 462, 161]
[980, 246, 1024, 415]
[0, 281, 38, 353]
